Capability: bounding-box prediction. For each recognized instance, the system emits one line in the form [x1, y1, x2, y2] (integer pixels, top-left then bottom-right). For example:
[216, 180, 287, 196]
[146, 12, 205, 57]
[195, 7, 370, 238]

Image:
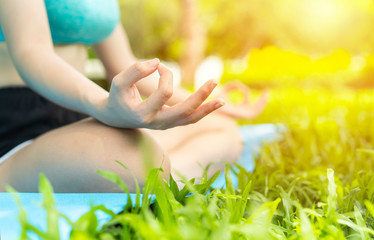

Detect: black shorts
[0, 87, 88, 157]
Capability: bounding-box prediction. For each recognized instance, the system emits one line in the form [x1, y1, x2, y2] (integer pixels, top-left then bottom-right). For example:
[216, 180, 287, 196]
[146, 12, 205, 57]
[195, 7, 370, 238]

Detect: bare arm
[0, 0, 107, 117]
[0, 1, 223, 129]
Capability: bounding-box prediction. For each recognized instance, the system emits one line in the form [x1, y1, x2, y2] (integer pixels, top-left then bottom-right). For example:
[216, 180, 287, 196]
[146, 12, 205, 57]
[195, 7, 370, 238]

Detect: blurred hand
[216, 81, 268, 120]
[96, 59, 224, 129]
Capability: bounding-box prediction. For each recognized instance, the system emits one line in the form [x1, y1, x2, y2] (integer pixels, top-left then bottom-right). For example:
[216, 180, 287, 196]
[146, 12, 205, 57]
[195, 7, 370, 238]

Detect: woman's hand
[95, 59, 225, 129]
[216, 81, 268, 120]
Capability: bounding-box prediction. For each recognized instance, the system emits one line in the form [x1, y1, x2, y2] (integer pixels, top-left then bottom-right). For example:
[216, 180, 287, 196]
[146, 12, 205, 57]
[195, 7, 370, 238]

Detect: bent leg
[150, 114, 242, 180]
[0, 118, 170, 193]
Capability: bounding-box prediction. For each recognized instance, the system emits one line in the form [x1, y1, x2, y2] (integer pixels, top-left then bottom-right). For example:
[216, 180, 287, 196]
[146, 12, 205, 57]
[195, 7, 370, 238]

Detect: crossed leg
[0, 114, 242, 192]
[0, 118, 170, 193]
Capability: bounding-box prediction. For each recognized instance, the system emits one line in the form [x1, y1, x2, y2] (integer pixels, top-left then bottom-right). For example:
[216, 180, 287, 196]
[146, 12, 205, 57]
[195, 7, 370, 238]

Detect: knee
[207, 114, 243, 161]
[200, 113, 238, 133]
[98, 127, 171, 188]
[136, 129, 171, 180]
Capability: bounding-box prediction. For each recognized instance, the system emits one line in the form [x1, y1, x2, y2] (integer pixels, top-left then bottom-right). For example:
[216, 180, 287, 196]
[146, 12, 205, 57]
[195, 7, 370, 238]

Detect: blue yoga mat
[0, 193, 136, 240]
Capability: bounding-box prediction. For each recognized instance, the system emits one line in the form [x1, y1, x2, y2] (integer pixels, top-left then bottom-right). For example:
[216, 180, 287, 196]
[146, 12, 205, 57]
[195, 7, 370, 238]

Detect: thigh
[149, 113, 240, 152]
[0, 118, 170, 193]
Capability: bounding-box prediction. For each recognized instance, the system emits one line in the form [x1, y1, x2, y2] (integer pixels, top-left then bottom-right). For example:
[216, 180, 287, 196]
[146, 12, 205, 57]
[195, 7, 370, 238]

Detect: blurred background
[109, 0, 374, 90]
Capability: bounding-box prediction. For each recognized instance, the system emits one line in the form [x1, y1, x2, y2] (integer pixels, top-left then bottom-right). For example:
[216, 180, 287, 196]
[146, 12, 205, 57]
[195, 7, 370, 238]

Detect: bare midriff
[0, 42, 88, 88]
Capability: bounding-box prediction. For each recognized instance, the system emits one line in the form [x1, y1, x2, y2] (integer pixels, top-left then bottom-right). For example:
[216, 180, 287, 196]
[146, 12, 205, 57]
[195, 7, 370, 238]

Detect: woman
[0, 0, 267, 192]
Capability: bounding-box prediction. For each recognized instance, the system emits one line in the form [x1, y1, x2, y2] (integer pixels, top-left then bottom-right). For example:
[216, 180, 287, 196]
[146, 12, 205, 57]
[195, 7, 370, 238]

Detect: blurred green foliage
[221, 46, 358, 88]
[118, 0, 182, 60]
[118, 0, 374, 61]
[117, 0, 269, 60]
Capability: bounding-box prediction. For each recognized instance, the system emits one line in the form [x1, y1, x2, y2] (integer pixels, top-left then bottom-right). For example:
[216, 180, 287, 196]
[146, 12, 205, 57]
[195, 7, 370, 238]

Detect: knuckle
[161, 88, 173, 100]
[180, 112, 189, 119]
[184, 116, 198, 125]
[111, 75, 120, 85]
[199, 87, 211, 97]
[140, 115, 153, 125]
[110, 77, 122, 91]
[193, 89, 210, 104]
[190, 117, 199, 124]
[182, 106, 195, 116]
[132, 62, 146, 77]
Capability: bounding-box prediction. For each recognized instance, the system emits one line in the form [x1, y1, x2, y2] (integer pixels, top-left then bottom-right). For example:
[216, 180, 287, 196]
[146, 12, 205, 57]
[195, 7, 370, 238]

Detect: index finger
[113, 59, 160, 88]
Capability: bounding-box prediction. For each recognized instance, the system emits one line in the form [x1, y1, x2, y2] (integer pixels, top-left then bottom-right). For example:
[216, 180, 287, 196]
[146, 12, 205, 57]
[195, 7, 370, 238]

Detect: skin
[0, 0, 265, 192]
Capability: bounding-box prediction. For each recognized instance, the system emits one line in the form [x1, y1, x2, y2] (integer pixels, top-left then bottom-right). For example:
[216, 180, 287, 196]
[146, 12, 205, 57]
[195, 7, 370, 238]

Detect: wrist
[83, 87, 110, 122]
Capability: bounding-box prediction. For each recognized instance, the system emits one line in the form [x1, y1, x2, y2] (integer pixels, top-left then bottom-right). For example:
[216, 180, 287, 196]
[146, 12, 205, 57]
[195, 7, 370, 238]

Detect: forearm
[14, 48, 108, 118]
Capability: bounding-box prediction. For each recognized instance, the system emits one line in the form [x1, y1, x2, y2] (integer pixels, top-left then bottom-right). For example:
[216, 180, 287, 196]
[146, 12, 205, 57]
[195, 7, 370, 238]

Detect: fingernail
[210, 79, 218, 88]
[148, 58, 160, 67]
[215, 98, 225, 108]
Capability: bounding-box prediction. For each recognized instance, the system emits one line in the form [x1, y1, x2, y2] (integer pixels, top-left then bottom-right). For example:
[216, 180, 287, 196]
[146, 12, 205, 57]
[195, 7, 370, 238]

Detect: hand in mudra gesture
[96, 59, 224, 129]
[216, 81, 268, 120]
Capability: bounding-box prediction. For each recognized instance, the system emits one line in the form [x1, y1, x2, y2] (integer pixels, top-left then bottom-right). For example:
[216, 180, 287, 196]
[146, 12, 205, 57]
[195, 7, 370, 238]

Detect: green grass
[9, 87, 374, 239]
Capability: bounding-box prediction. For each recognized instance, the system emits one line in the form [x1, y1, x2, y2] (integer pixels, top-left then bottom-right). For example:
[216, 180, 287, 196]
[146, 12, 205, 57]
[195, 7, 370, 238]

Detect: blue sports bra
[0, 0, 120, 45]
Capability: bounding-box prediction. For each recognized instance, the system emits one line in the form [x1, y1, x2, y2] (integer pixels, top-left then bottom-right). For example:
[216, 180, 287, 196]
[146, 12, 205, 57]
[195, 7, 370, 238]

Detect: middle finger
[160, 79, 218, 122]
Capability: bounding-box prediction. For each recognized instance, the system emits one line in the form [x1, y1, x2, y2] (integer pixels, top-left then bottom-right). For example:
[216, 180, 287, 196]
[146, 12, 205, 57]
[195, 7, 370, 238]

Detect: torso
[0, 0, 119, 88]
[0, 0, 119, 45]
[0, 42, 88, 88]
